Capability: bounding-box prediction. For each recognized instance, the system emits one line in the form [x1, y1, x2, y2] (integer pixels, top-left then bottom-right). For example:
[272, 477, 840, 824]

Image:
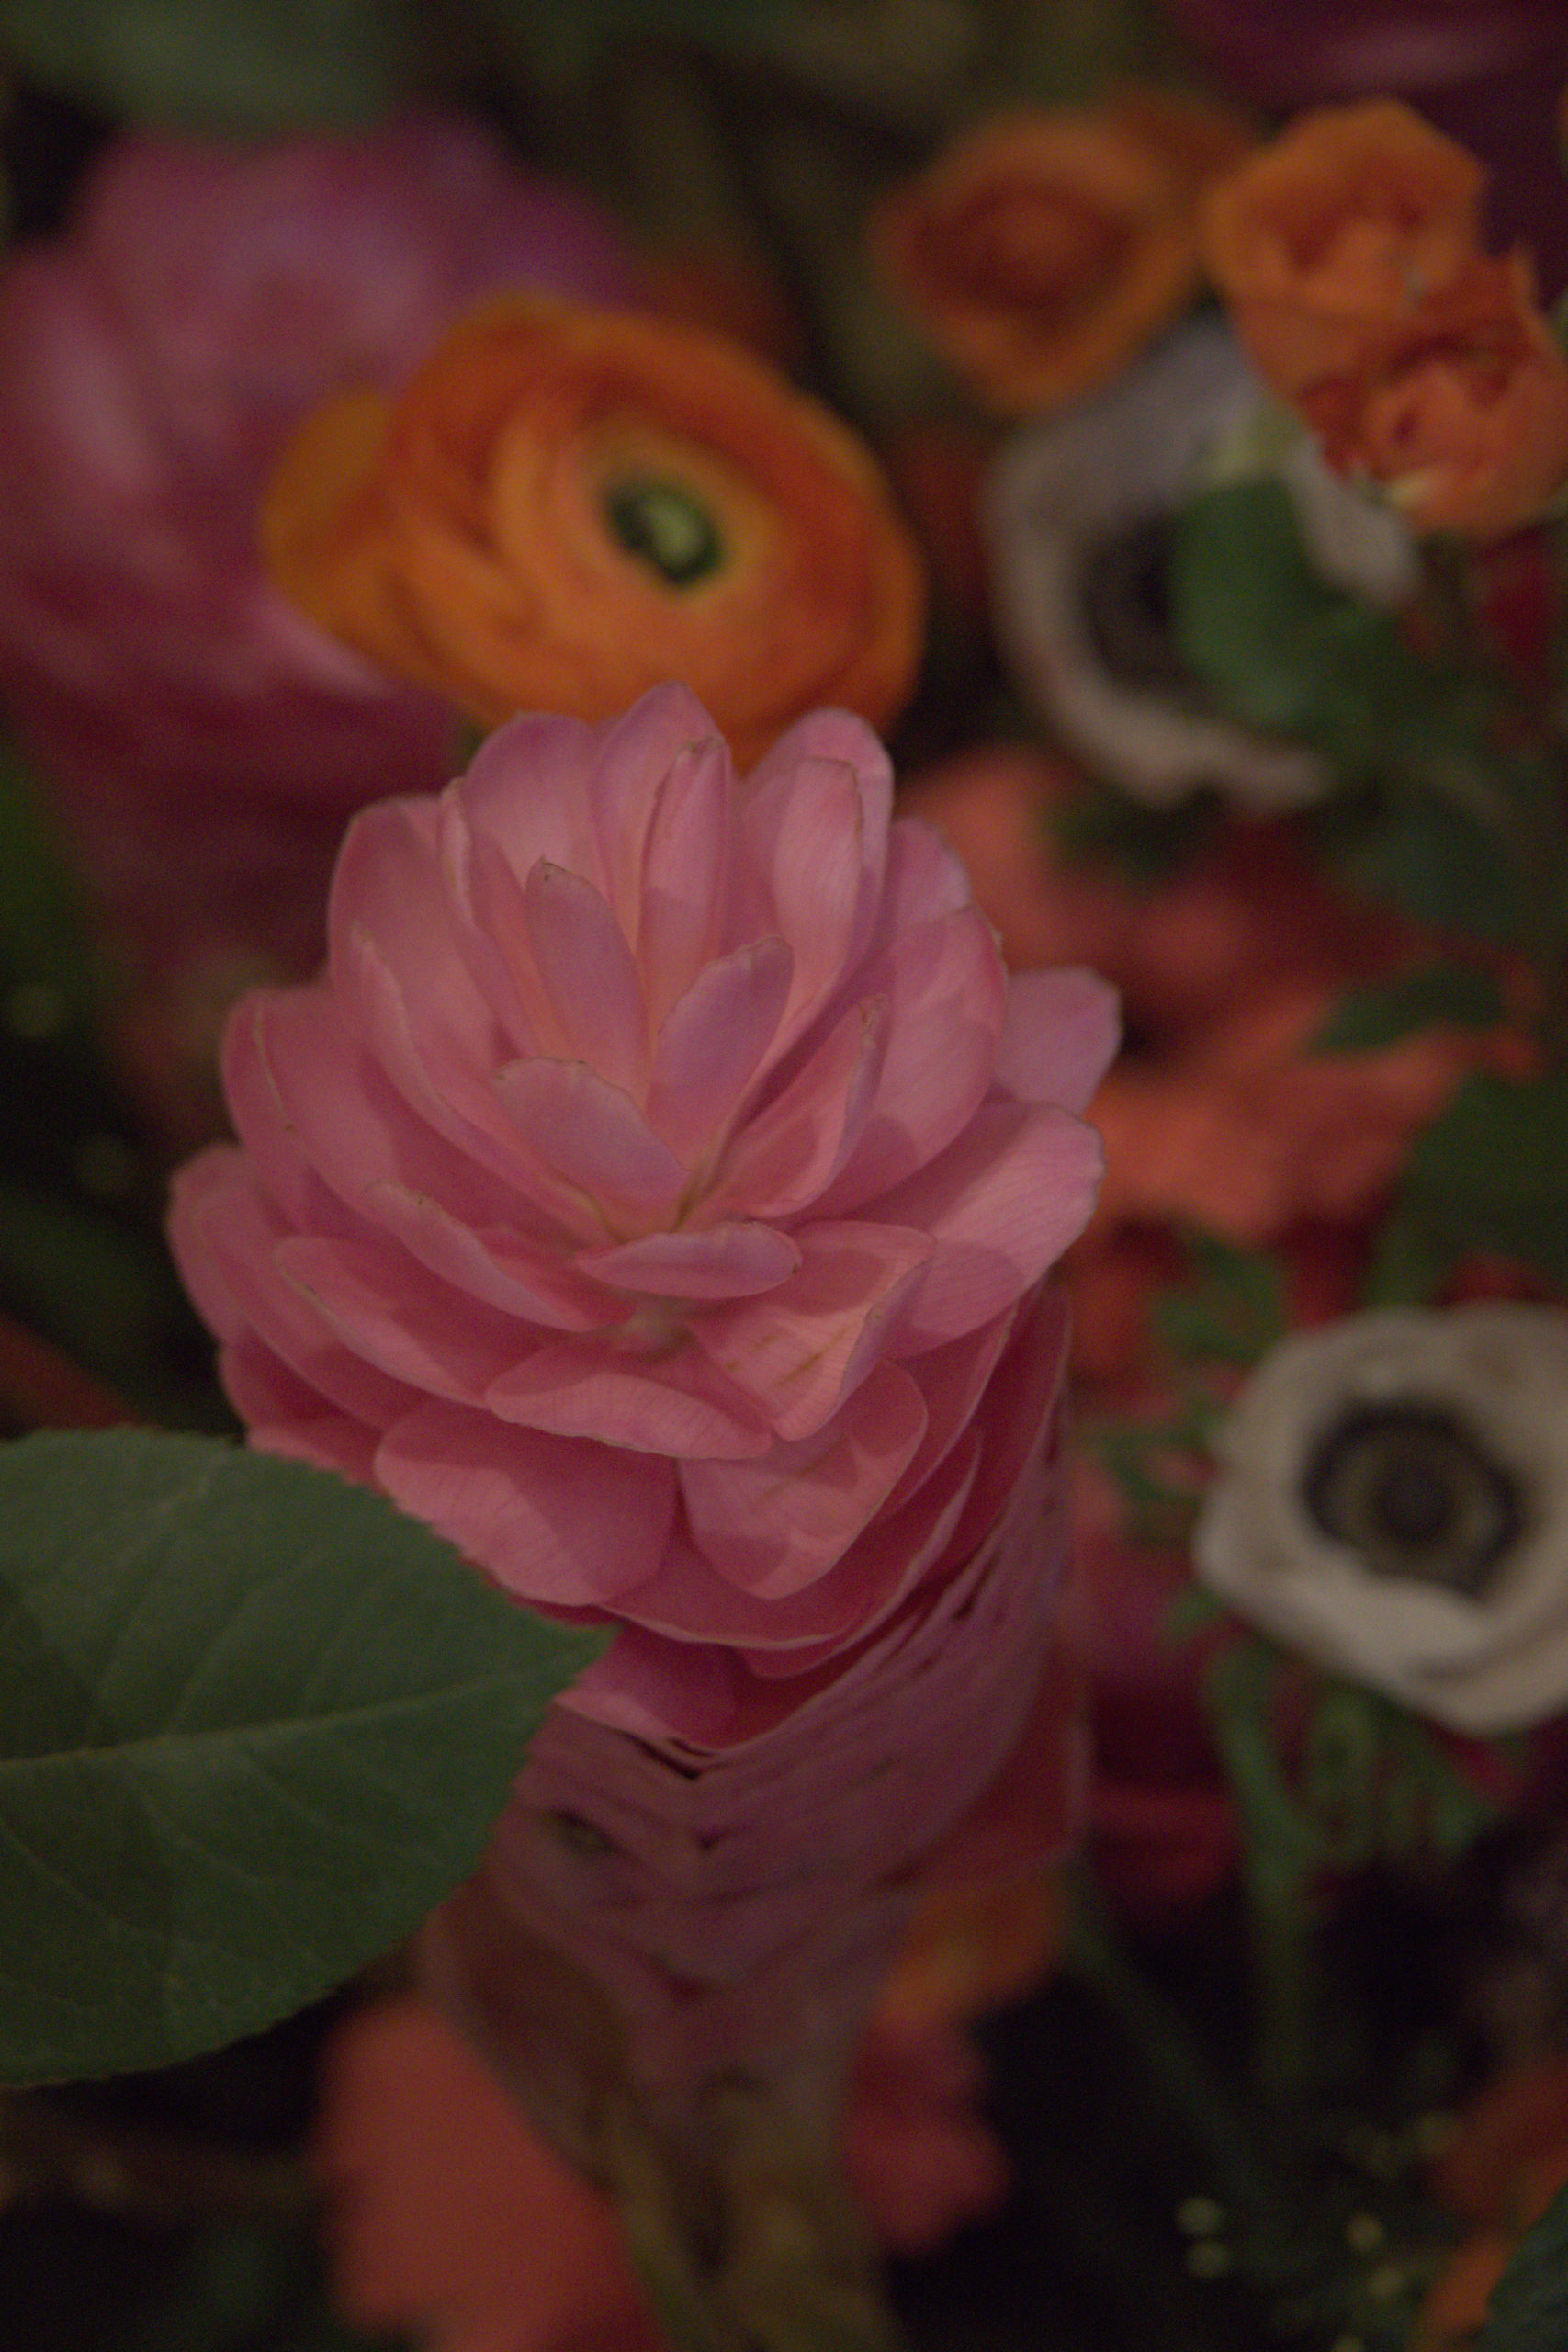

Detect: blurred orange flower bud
[263, 299, 925, 769]
[1301, 253, 1568, 538]
[871, 90, 1251, 417]
[1201, 98, 1486, 396]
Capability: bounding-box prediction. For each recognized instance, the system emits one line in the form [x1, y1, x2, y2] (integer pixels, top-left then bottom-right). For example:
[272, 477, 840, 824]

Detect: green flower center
[603, 476, 725, 587]
[1301, 1401, 1525, 1599]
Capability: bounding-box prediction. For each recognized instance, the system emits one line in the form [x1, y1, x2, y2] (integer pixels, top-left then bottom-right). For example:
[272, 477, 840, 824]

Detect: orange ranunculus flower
[1301, 252, 1568, 539]
[1201, 97, 1485, 398]
[870, 90, 1252, 418]
[263, 299, 925, 769]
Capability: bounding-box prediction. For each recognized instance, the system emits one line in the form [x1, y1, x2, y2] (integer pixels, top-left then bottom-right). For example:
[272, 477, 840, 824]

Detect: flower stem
[604, 2079, 908, 2352]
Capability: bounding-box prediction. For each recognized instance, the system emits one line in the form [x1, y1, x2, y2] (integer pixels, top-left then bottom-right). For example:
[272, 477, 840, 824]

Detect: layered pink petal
[886, 1307, 1019, 1514]
[873, 1103, 1105, 1351]
[377, 1401, 676, 1608]
[682, 1362, 928, 1599]
[486, 1340, 773, 1459]
[645, 937, 793, 1163]
[179, 1161, 423, 1427]
[578, 1224, 799, 1301]
[858, 818, 973, 964]
[633, 735, 732, 1024]
[493, 1058, 687, 1227]
[252, 989, 544, 1233]
[567, 1626, 741, 1745]
[705, 995, 886, 1224]
[522, 861, 647, 1097]
[455, 712, 602, 896]
[588, 685, 726, 940]
[744, 710, 893, 975]
[275, 1232, 525, 1402]
[330, 797, 502, 1082]
[737, 1429, 982, 1675]
[738, 755, 870, 1053]
[167, 1147, 255, 1342]
[252, 1411, 383, 1486]
[436, 790, 544, 1058]
[812, 910, 1007, 1214]
[614, 1414, 981, 1668]
[693, 1220, 932, 1440]
[360, 1181, 609, 1331]
[219, 999, 318, 1227]
[992, 969, 1121, 1114]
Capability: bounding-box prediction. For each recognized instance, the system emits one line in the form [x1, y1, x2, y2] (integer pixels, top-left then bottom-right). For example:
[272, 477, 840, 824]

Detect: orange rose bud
[871, 90, 1252, 418]
[1302, 253, 1568, 539]
[263, 298, 925, 770]
[1201, 98, 1485, 398]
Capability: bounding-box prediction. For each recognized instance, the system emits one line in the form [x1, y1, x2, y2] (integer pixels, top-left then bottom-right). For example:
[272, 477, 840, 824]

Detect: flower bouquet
[5, 7, 1568, 2352]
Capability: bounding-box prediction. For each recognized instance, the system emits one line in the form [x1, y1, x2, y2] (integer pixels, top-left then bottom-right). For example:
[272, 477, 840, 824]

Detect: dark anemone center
[1077, 511, 1220, 709]
[603, 476, 724, 587]
[1301, 1400, 1525, 1599]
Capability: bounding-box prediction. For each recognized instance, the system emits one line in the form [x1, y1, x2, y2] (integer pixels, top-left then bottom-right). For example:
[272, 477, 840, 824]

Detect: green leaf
[1330, 792, 1521, 941]
[0, 1183, 173, 1395]
[1170, 478, 1410, 743]
[0, 0, 423, 132]
[1359, 1193, 1467, 1308]
[1406, 1071, 1568, 1286]
[0, 1430, 603, 2086]
[1152, 1231, 1286, 1367]
[1311, 964, 1506, 1052]
[1478, 2179, 1568, 2352]
[1163, 1580, 1228, 1645]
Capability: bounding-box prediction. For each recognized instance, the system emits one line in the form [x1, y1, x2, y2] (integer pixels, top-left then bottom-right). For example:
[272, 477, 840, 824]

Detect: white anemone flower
[1195, 1306, 1568, 1735]
[985, 316, 1417, 810]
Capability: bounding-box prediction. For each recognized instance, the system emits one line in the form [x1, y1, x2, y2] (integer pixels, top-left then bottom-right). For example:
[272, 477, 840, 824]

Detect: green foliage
[1478, 2181, 1568, 2352]
[1405, 1071, 1568, 1289]
[1050, 775, 1220, 885]
[476, 0, 788, 85]
[0, 1430, 603, 2086]
[0, 0, 423, 132]
[0, 1182, 177, 1402]
[1206, 1645, 1499, 1891]
[1329, 793, 1520, 941]
[1152, 1233, 1287, 1368]
[1359, 1193, 1468, 1309]
[1311, 964, 1506, 1053]
[0, 745, 106, 1029]
[1169, 478, 1407, 745]
[1170, 482, 1560, 960]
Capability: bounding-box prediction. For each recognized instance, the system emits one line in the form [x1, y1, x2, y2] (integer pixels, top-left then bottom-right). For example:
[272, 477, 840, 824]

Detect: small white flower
[1195, 1306, 1568, 1734]
[985, 317, 1416, 810]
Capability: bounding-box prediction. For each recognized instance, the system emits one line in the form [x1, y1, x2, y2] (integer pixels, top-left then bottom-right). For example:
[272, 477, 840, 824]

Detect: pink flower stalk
[424, 1317, 1068, 2117]
[0, 117, 641, 1111]
[169, 684, 1114, 1741]
[170, 688, 1110, 2333]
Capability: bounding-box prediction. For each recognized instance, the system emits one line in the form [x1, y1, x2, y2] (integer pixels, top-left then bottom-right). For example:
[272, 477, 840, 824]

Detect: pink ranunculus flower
[168, 684, 1114, 1736]
[0, 118, 641, 1129]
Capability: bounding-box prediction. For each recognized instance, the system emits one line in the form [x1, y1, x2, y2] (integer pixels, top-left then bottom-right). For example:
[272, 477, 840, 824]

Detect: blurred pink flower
[0, 117, 640, 1120]
[170, 684, 1113, 1733]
